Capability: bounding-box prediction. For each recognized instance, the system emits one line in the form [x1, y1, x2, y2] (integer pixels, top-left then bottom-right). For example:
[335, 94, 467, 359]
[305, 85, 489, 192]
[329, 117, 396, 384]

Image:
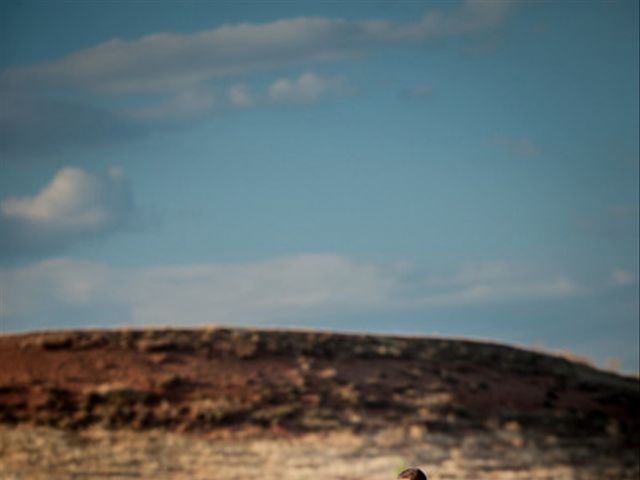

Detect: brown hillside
[1, 327, 637, 441]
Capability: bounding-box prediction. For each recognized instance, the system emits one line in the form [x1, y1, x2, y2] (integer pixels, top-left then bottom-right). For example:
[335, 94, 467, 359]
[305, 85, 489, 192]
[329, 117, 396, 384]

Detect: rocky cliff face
[1, 328, 637, 441]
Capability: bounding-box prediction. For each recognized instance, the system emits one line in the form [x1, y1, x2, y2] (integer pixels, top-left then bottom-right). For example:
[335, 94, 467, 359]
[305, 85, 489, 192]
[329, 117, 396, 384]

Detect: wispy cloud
[0, 167, 135, 257]
[228, 84, 254, 108]
[129, 87, 216, 125]
[0, 1, 516, 156]
[1, 254, 578, 330]
[268, 72, 354, 105]
[0, 1, 515, 95]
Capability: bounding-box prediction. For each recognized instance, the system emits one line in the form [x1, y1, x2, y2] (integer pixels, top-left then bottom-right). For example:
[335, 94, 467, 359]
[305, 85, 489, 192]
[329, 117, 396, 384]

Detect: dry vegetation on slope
[0, 328, 638, 479]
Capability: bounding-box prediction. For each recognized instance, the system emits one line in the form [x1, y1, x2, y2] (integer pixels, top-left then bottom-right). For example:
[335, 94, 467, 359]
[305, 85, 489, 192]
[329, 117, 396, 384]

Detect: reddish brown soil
[0, 328, 638, 442]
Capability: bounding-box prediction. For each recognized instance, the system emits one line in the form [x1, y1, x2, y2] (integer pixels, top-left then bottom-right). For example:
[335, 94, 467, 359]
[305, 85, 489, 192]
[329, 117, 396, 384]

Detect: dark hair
[398, 467, 427, 480]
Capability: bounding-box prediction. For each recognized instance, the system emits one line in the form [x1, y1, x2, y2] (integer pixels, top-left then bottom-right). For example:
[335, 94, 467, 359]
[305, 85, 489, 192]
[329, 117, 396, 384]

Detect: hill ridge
[1, 327, 638, 441]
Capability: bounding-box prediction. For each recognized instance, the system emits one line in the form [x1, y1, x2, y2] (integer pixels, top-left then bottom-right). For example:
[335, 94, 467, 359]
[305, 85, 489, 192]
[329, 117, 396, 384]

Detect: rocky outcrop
[1, 328, 638, 443]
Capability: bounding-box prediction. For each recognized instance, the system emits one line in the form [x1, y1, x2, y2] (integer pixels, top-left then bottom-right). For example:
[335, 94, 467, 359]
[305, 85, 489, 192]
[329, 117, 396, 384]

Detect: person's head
[397, 467, 428, 480]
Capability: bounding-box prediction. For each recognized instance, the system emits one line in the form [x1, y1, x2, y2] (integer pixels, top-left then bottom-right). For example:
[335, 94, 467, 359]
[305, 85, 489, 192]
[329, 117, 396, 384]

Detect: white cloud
[0, 1, 515, 95]
[1, 254, 578, 329]
[122, 255, 394, 325]
[3, 167, 123, 227]
[0, 258, 114, 318]
[228, 84, 254, 108]
[129, 88, 216, 124]
[0, 1, 516, 154]
[0, 167, 134, 257]
[268, 72, 353, 104]
[396, 261, 578, 308]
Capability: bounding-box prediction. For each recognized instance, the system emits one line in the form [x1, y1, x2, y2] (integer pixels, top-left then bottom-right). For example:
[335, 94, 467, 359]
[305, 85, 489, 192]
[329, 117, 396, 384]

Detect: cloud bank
[0, 1, 515, 156]
[2, 254, 578, 330]
[0, 1, 514, 95]
[1, 167, 135, 257]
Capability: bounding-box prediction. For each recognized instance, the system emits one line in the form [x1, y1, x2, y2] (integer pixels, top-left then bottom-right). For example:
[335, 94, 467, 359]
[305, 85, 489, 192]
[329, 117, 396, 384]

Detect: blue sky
[1, 1, 638, 371]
